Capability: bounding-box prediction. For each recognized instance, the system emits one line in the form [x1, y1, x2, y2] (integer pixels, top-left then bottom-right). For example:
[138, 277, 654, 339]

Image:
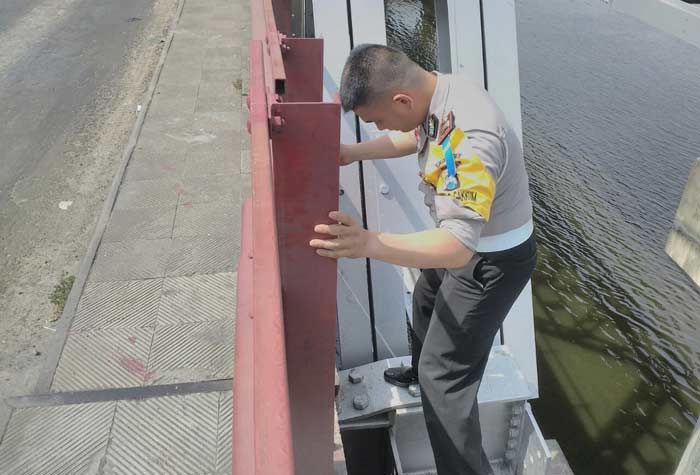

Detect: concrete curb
[0, 0, 188, 444]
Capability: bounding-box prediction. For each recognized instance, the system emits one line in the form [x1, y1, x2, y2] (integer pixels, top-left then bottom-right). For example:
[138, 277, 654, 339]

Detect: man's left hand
[310, 211, 373, 259]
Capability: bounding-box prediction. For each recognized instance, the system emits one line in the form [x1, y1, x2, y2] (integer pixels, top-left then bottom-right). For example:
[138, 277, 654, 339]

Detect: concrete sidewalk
[0, 0, 249, 472]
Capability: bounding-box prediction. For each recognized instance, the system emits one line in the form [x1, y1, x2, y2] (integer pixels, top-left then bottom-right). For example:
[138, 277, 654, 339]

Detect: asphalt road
[0, 0, 177, 420]
[0, 0, 159, 198]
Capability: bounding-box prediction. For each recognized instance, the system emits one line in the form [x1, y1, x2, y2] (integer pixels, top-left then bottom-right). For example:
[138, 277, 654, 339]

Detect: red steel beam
[233, 39, 296, 475]
[271, 0, 292, 36]
[236, 5, 342, 473]
[280, 38, 324, 103]
[251, 0, 286, 98]
[270, 99, 340, 474]
[232, 198, 254, 475]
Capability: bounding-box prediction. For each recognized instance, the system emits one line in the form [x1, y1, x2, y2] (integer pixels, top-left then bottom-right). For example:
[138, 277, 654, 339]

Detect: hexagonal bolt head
[408, 384, 421, 398]
[352, 394, 370, 411]
[348, 369, 364, 384]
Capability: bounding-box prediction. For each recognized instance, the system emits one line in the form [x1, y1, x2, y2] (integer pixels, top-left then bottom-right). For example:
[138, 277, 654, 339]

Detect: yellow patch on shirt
[422, 130, 496, 221]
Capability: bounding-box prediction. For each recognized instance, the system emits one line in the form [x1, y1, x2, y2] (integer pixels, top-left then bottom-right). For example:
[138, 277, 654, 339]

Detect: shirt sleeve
[431, 130, 505, 251]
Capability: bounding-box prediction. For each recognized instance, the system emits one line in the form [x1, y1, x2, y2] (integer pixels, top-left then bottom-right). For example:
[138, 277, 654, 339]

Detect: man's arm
[310, 211, 474, 269]
[341, 132, 418, 165]
[368, 228, 473, 269]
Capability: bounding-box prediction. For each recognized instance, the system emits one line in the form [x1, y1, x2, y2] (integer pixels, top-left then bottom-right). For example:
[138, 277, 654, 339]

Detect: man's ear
[392, 93, 414, 108]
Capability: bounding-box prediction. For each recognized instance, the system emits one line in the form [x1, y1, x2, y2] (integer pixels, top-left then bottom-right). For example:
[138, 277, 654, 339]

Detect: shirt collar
[423, 72, 450, 131]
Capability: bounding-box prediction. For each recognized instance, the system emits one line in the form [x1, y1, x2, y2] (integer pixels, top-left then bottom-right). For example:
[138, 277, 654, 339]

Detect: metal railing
[233, 1, 341, 473]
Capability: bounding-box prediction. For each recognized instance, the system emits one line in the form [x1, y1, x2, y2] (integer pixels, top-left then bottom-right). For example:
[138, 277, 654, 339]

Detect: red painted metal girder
[251, 0, 286, 98]
[280, 38, 324, 103]
[232, 198, 254, 475]
[232, 39, 295, 475]
[272, 0, 292, 36]
[270, 100, 341, 474]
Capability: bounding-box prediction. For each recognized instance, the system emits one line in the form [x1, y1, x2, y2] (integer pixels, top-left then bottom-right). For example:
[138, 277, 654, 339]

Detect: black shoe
[383, 365, 418, 388]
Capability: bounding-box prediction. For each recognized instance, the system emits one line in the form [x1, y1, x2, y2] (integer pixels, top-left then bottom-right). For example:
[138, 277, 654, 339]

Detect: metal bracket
[270, 113, 286, 132]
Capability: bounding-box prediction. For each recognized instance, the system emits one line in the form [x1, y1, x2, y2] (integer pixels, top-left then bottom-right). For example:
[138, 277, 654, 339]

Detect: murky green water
[385, 0, 700, 473]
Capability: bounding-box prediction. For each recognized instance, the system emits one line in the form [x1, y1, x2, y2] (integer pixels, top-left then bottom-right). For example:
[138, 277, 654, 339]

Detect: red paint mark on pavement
[183, 201, 193, 208]
[116, 354, 157, 382]
[175, 183, 186, 194]
[162, 164, 177, 172]
[127, 336, 137, 345]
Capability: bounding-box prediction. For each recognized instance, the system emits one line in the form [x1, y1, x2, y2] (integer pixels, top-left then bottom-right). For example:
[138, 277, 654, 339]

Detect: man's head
[339, 44, 434, 132]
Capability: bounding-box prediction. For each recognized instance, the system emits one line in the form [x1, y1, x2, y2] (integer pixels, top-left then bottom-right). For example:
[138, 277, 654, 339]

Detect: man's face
[354, 93, 422, 133]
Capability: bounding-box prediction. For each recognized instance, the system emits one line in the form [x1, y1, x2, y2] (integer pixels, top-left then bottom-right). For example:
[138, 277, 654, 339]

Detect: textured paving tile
[192, 111, 241, 132]
[184, 151, 240, 177]
[147, 319, 234, 385]
[201, 69, 241, 83]
[148, 83, 198, 116]
[103, 207, 176, 242]
[173, 201, 239, 239]
[0, 402, 115, 474]
[216, 391, 233, 473]
[114, 178, 183, 210]
[195, 96, 239, 114]
[125, 154, 187, 182]
[53, 327, 156, 391]
[90, 239, 171, 282]
[157, 54, 202, 87]
[197, 79, 237, 100]
[182, 131, 241, 177]
[202, 47, 241, 72]
[104, 393, 218, 474]
[73, 279, 163, 331]
[138, 111, 192, 136]
[166, 236, 238, 276]
[178, 174, 240, 205]
[136, 127, 192, 153]
[158, 273, 236, 325]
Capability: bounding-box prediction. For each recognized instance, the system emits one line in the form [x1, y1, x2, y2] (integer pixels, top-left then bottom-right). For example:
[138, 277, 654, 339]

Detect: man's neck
[420, 71, 438, 121]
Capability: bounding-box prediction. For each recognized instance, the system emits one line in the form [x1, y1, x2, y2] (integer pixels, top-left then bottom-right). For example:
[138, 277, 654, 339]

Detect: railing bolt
[339, 187, 345, 196]
[348, 369, 363, 384]
[379, 184, 390, 195]
[408, 384, 421, 398]
[270, 115, 285, 131]
[353, 394, 369, 411]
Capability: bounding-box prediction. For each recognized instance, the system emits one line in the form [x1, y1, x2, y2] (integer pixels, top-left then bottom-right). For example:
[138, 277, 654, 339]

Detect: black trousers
[411, 234, 537, 475]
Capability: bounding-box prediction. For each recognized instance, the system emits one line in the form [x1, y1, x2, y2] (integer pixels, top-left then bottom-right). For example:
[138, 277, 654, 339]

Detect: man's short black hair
[339, 44, 421, 112]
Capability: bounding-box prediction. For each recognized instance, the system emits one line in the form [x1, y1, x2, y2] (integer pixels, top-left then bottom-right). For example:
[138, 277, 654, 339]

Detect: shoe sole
[383, 374, 413, 388]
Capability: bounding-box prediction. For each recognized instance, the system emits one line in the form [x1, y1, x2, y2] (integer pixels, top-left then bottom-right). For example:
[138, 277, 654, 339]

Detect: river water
[384, 0, 700, 474]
